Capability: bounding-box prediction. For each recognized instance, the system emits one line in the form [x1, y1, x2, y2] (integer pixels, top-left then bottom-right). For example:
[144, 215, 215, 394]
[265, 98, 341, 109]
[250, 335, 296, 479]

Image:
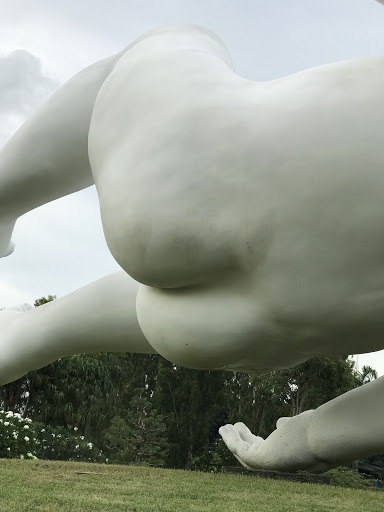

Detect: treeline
[0, 296, 377, 470]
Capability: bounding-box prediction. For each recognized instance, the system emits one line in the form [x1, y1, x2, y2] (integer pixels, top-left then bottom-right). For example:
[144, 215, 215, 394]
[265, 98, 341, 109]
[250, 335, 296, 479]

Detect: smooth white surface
[2, 1, 384, 378]
[2, 13, 384, 470]
[2, 0, 384, 310]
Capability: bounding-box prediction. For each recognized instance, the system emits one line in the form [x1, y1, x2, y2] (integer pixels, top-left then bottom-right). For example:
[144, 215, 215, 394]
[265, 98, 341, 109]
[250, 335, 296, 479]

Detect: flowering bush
[0, 410, 37, 459]
[0, 410, 104, 462]
[34, 424, 105, 463]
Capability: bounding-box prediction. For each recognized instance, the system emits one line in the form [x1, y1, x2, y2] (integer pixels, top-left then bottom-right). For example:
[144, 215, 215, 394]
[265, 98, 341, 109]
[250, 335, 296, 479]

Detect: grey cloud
[0, 50, 57, 145]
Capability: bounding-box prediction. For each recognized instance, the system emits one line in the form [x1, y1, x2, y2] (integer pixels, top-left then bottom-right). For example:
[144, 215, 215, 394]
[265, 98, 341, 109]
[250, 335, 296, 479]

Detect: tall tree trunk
[252, 404, 264, 435]
[2, 379, 22, 412]
[185, 422, 194, 470]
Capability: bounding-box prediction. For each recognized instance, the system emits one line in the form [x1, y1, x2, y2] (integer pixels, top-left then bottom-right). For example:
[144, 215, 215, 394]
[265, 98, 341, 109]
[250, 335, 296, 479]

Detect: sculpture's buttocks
[89, 26, 270, 290]
[89, 26, 384, 370]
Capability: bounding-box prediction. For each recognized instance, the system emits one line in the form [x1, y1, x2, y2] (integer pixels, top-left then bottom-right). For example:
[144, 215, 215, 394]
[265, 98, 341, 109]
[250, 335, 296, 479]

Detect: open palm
[219, 411, 332, 473]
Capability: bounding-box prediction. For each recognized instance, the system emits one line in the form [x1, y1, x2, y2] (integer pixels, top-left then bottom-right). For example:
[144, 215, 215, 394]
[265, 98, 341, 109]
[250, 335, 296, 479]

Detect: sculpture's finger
[234, 422, 264, 447]
[219, 424, 251, 457]
[276, 417, 292, 429]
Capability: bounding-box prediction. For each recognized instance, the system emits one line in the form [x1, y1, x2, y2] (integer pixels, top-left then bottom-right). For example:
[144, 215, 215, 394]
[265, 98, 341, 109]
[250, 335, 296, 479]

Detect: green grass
[0, 459, 382, 512]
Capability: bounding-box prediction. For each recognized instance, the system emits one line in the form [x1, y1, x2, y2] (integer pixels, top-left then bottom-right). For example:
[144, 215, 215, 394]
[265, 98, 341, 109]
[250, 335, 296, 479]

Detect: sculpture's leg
[0, 51, 122, 257]
[0, 271, 155, 385]
[220, 376, 384, 472]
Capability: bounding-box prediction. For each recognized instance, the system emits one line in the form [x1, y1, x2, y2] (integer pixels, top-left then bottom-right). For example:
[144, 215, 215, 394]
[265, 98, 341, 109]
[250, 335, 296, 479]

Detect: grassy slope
[0, 459, 382, 512]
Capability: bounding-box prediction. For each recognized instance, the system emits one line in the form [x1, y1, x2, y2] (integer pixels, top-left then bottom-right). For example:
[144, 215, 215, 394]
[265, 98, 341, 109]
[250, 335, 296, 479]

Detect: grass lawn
[0, 459, 382, 512]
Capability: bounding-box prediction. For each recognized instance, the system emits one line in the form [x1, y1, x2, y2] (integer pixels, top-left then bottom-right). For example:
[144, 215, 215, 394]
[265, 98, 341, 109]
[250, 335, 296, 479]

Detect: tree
[34, 295, 56, 307]
[153, 358, 227, 469]
[354, 365, 378, 387]
[281, 356, 357, 416]
[223, 370, 290, 438]
[104, 392, 168, 465]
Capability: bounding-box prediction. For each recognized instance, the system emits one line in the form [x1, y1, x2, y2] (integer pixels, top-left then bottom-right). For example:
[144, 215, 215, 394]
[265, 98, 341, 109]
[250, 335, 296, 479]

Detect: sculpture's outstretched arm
[0, 51, 122, 257]
[0, 271, 156, 385]
[220, 376, 384, 472]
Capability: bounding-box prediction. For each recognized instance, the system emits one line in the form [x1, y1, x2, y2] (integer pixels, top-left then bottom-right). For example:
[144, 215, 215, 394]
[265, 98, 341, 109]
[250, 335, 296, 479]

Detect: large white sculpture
[1, 13, 384, 473]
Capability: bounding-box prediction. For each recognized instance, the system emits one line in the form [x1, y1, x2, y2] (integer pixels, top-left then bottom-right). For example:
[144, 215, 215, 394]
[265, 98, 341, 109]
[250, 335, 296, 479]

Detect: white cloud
[0, 50, 57, 146]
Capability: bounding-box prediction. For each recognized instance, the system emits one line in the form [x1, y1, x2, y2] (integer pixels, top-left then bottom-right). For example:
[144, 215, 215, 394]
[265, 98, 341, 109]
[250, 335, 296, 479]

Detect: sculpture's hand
[219, 411, 332, 473]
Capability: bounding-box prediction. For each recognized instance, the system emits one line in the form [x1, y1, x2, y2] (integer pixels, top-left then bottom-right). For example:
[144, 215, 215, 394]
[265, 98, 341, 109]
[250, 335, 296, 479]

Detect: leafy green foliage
[0, 410, 103, 462]
[0, 410, 36, 459]
[104, 393, 168, 466]
[191, 438, 238, 472]
[33, 295, 56, 307]
[33, 423, 105, 462]
[153, 359, 226, 469]
[354, 365, 378, 386]
[324, 466, 377, 489]
[281, 356, 358, 416]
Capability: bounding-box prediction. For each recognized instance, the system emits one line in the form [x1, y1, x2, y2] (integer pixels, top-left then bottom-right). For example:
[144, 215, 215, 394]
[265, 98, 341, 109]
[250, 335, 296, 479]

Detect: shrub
[192, 438, 239, 473]
[0, 410, 37, 459]
[34, 424, 105, 463]
[0, 410, 104, 462]
[324, 466, 377, 489]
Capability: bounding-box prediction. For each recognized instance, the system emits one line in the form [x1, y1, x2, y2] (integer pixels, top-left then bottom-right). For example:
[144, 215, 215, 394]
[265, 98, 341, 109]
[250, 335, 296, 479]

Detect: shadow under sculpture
[1, 20, 384, 473]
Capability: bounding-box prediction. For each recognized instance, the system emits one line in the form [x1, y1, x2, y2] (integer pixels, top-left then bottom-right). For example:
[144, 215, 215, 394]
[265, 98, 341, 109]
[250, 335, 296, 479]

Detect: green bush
[0, 410, 37, 459]
[192, 438, 239, 473]
[324, 466, 377, 489]
[103, 413, 168, 466]
[0, 410, 104, 462]
[34, 424, 105, 463]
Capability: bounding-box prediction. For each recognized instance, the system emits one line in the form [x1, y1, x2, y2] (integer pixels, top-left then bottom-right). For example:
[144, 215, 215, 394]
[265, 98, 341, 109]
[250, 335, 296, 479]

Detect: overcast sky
[1, 0, 384, 375]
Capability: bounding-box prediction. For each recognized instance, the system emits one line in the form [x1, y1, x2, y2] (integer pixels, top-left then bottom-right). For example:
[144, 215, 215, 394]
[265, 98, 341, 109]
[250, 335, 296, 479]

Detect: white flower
[75, 445, 79, 450]
[73, 427, 78, 431]
[87, 442, 93, 449]
[24, 436, 29, 442]
[57, 434, 61, 438]
[51, 434, 55, 438]
[13, 432, 18, 439]
[14, 413, 21, 419]
[4, 421, 9, 427]
[80, 436, 84, 440]
[23, 425, 29, 430]
[6, 412, 13, 418]
[41, 429, 45, 433]
[6, 447, 10, 451]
